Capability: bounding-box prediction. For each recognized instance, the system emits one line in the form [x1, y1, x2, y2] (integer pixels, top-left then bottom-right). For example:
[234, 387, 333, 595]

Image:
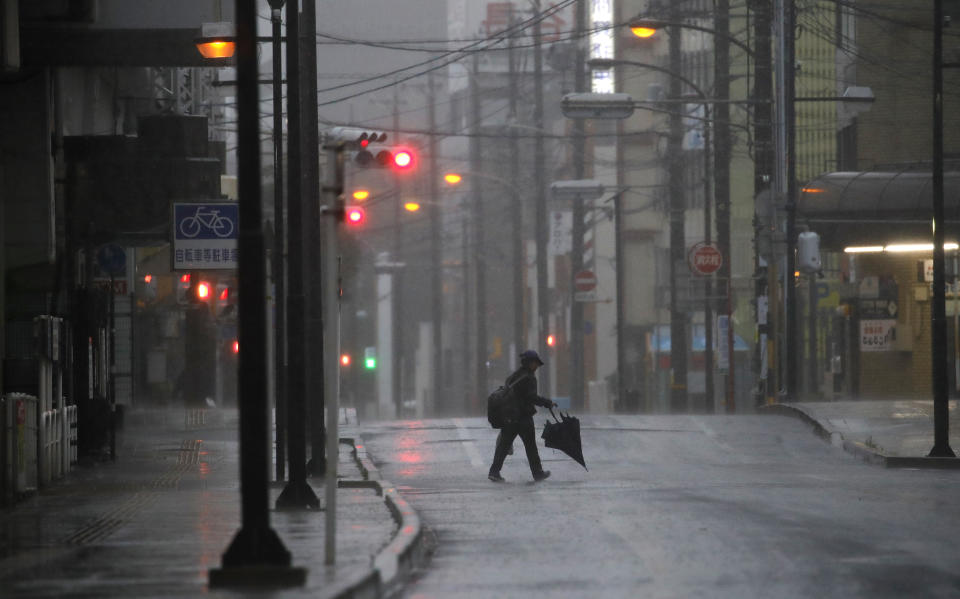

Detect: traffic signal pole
[320, 143, 345, 562]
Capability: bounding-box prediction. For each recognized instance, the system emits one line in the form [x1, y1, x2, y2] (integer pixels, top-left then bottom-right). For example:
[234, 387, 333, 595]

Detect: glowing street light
[630, 25, 657, 38]
[195, 22, 236, 59]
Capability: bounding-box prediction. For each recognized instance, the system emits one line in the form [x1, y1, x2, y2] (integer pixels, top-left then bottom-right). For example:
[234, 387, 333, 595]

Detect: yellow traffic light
[352, 190, 370, 201]
[444, 173, 462, 185]
[404, 202, 421, 212]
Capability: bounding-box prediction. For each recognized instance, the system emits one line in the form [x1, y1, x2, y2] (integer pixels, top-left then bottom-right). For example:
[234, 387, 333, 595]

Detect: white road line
[453, 418, 486, 469]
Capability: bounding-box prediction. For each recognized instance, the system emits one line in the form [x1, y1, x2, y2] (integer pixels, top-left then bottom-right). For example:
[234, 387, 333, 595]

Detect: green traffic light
[364, 357, 377, 370]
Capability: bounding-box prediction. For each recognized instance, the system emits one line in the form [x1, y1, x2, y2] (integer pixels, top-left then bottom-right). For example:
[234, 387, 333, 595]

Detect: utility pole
[471, 52, 488, 402]
[784, 0, 799, 400]
[533, 0, 549, 394]
[301, 0, 326, 476]
[277, 0, 319, 510]
[714, 0, 731, 412]
[508, 7, 524, 358]
[392, 83, 404, 417]
[751, 0, 774, 407]
[570, 0, 587, 411]
[267, 0, 287, 484]
[775, 0, 799, 399]
[427, 69, 443, 415]
[668, 17, 688, 412]
[929, 0, 956, 458]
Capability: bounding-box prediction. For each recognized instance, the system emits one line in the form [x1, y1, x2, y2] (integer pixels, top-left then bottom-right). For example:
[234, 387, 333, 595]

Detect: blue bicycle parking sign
[173, 202, 239, 270]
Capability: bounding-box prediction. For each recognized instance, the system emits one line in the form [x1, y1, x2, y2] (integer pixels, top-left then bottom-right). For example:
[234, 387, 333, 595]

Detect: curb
[329, 437, 425, 599]
[761, 404, 960, 469]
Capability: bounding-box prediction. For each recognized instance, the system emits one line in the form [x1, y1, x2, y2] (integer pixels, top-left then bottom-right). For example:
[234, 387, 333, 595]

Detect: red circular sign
[688, 243, 723, 275]
[574, 270, 597, 291]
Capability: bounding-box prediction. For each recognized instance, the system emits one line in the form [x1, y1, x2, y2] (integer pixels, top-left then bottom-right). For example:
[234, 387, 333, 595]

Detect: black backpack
[486, 374, 528, 429]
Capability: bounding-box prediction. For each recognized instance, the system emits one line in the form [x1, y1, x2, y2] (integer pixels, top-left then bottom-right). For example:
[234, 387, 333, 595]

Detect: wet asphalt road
[360, 413, 960, 599]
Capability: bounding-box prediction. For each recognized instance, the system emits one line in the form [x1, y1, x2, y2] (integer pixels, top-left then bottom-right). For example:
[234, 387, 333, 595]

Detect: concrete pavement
[0, 406, 424, 598]
[765, 400, 960, 468]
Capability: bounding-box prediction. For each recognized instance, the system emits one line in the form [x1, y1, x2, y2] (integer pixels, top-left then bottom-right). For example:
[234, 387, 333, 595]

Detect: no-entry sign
[688, 242, 723, 275]
[574, 270, 597, 302]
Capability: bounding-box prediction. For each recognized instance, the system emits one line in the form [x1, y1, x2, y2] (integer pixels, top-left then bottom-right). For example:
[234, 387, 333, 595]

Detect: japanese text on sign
[860, 319, 896, 352]
[173, 203, 239, 270]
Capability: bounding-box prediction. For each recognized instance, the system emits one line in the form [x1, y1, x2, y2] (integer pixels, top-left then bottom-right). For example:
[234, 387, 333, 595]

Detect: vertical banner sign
[549, 210, 573, 255]
[717, 315, 730, 372]
[173, 203, 239, 270]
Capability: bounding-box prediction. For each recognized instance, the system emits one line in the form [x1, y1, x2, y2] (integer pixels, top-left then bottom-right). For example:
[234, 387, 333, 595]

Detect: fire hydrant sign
[173, 203, 239, 270]
[860, 319, 896, 351]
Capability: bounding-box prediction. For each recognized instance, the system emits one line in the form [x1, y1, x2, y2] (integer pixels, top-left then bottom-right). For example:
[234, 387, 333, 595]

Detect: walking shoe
[533, 470, 551, 482]
[488, 473, 506, 482]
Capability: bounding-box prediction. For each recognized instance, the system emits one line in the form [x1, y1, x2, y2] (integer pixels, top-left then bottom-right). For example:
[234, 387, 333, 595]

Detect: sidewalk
[0, 406, 413, 598]
[765, 399, 960, 468]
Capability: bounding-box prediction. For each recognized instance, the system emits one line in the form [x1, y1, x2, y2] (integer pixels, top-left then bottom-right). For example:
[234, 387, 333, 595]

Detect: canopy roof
[798, 171, 960, 249]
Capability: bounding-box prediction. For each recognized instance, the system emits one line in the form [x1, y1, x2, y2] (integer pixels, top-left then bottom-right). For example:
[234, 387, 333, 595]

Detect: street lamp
[194, 22, 236, 59]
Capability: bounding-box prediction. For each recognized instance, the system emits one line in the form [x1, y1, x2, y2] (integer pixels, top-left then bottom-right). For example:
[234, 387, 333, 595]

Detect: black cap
[519, 350, 544, 365]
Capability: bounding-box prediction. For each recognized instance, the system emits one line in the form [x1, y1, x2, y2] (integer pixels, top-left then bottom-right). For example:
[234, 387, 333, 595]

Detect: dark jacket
[506, 366, 553, 417]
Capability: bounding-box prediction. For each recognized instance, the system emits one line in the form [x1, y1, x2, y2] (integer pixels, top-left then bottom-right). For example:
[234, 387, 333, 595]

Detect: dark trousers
[490, 416, 544, 477]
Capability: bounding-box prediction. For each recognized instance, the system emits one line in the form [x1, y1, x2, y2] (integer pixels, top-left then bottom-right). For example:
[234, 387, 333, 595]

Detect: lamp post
[209, 0, 301, 586]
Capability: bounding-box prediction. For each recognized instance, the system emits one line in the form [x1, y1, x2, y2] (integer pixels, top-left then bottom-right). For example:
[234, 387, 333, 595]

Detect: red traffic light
[340, 354, 351, 366]
[232, 339, 239, 354]
[546, 334, 556, 348]
[345, 206, 365, 225]
[196, 281, 211, 300]
[393, 149, 414, 170]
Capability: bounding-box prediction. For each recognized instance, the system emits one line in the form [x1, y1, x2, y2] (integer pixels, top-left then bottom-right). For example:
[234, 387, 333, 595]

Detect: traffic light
[195, 280, 212, 301]
[546, 334, 557, 348]
[403, 202, 421, 212]
[177, 272, 192, 303]
[353, 145, 417, 172]
[345, 206, 365, 226]
[364, 346, 377, 370]
[340, 353, 351, 367]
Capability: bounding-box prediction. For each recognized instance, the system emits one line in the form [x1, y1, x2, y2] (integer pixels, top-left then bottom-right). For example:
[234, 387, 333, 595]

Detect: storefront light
[843, 243, 959, 254]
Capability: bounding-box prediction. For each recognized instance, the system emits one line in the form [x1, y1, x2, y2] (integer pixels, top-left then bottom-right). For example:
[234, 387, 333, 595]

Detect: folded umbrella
[541, 407, 587, 470]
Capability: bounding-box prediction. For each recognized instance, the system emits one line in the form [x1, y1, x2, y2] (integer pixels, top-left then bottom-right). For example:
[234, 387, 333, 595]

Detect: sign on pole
[574, 270, 597, 302]
[688, 242, 723, 276]
[549, 210, 572, 255]
[173, 202, 239, 270]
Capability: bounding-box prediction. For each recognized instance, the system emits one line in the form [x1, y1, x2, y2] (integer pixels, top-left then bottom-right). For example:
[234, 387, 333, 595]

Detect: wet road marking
[453, 419, 485, 469]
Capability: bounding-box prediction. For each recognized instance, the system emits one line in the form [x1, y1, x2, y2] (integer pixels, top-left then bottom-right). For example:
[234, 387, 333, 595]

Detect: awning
[798, 171, 960, 249]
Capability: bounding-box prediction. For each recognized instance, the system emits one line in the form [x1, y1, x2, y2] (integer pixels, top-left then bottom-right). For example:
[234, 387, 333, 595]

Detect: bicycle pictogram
[179, 206, 235, 238]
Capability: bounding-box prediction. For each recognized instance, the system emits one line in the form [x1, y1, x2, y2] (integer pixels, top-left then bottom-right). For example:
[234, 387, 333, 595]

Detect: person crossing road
[488, 350, 557, 483]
